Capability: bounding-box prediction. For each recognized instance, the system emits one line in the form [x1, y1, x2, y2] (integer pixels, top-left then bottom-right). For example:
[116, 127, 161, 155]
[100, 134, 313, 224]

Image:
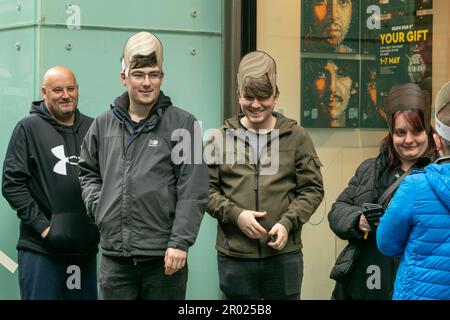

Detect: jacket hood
[110, 91, 172, 158]
[29, 100, 86, 134]
[111, 90, 172, 121]
[223, 112, 297, 132]
[425, 163, 450, 211]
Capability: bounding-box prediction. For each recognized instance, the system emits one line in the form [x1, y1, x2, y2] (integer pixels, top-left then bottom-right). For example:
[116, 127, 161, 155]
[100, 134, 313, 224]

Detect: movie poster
[376, 13, 433, 101]
[300, 0, 433, 129]
[301, 58, 359, 128]
[360, 60, 388, 128]
[301, 0, 360, 54]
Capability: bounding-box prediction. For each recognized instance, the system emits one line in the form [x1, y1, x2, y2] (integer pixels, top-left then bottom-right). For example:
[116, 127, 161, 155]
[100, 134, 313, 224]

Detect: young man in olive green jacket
[206, 51, 324, 300]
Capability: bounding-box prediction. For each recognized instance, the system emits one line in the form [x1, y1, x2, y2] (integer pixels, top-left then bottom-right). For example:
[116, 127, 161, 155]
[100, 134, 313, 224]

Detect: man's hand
[164, 248, 187, 276]
[237, 210, 268, 239]
[267, 223, 288, 250]
[359, 213, 370, 233]
[41, 227, 50, 239]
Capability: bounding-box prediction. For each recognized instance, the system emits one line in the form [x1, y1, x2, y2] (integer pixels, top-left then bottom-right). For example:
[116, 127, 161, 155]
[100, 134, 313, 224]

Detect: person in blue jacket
[377, 81, 450, 300]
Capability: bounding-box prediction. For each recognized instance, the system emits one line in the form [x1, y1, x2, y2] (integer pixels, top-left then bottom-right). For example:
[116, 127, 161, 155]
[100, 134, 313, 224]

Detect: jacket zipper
[252, 132, 277, 257]
[254, 162, 262, 257]
[235, 129, 276, 258]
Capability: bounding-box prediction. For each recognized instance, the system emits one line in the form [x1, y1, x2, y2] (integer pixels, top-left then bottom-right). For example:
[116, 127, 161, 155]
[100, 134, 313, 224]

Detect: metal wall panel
[41, 0, 221, 33]
[0, 0, 36, 27]
[0, 0, 222, 299]
[39, 28, 222, 127]
[0, 27, 36, 299]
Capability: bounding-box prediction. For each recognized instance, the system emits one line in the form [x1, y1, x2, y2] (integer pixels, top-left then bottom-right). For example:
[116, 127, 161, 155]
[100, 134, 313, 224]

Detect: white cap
[121, 31, 163, 75]
[237, 51, 277, 96]
[435, 81, 450, 141]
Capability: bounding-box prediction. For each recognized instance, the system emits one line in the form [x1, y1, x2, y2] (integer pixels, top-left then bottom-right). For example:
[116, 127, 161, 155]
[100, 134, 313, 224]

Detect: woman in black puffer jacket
[328, 83, 438, 300]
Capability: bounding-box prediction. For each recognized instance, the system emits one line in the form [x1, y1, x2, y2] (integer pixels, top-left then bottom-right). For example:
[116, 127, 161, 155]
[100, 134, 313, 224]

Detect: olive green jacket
[206, 114, 324, 258]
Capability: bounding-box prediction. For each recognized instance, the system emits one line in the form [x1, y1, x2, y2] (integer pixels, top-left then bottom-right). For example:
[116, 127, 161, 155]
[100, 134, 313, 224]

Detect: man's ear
[237, 91, 249, 106]
[433, 133, 444, 157]
[237, 90, 243, 103]
[41, 86, 47, 99]
[274, 91, 280, 103]
[120, 72, 127, 86]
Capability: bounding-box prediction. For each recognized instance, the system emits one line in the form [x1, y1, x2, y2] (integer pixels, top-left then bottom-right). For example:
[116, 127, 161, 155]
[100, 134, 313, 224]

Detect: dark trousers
[18, 249, 97, 300]
[99, 254, 187, 300]
[218, 250, 303, 300]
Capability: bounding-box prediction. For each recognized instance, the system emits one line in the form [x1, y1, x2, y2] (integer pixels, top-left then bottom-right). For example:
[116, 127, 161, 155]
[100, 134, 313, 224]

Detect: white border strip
[0, 250, 18, 273]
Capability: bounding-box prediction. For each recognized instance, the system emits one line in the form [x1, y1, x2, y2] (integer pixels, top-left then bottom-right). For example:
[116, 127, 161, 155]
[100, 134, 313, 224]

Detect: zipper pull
[254, 167, 260, 191]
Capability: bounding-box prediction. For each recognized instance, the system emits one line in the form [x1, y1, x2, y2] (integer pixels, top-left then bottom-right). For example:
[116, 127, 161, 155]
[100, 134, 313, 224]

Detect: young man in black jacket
[79, 32, 208, 299]
[2, 66, 99, 300]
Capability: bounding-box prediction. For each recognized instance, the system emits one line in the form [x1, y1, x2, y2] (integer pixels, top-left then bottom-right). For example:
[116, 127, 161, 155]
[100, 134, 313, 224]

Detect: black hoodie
[2, 101, 99, 256]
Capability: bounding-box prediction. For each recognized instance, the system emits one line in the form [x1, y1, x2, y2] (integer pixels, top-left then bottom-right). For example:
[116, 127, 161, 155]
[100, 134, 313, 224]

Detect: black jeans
[218, 250, 303, 300]
[99, 254, 187, 300]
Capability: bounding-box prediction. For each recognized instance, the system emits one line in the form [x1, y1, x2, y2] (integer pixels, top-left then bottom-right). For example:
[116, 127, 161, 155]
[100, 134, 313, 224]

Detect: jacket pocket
[137, 186, 174, 234]
[45, 211, 100, 254]
[330, 240, 365, 282]
[160, 185, 175, 227]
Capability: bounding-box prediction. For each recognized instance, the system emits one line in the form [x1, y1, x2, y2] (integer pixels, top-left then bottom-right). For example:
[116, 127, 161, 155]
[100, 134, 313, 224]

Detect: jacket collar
[435, 156, 450, 165]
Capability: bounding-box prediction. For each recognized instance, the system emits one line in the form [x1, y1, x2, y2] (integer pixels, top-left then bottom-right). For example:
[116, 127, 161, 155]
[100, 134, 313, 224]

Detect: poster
[360, 60, 388, 128]
[301, 58, 359, 128]
[377, 14, 433, 100]
[361, 0, 381, 55]
[301, 0, 360, 54]
[300, 0, 433, 129]
[416, 0, 433, 10]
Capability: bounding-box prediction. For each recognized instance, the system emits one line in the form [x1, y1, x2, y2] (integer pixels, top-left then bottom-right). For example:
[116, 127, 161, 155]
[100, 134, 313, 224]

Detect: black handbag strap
[378, 167, 413, 209]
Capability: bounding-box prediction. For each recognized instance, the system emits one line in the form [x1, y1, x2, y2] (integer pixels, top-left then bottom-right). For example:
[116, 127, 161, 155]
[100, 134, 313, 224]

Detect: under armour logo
[51, 145, 79, 176]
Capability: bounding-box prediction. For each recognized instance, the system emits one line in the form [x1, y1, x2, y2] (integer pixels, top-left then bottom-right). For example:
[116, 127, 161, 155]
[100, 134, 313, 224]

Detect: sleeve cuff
[168, 241, 189, 252]
[31, 214, 50, 235]
[228, 206, 244, 225]
[278, 216, 294, 233]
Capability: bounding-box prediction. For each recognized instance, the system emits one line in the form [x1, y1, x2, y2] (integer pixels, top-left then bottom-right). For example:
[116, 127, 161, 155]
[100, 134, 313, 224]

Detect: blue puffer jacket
[377, 162, 450, 300]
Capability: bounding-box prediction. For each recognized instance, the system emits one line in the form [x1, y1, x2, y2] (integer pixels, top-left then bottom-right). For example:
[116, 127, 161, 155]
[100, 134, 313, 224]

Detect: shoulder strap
[377, 167, 413, 209]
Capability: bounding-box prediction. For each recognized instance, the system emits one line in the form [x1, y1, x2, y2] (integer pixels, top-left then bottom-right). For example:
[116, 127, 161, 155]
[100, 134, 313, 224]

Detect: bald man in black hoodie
[2, 66, 99, 300]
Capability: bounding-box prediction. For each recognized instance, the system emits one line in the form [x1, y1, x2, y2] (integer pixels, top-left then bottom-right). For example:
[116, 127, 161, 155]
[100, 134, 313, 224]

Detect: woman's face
[392, 113, 428, 163]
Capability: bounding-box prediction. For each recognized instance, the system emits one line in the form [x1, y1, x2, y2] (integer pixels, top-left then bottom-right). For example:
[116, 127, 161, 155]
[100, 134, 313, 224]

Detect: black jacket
[328, 150, 432, 299]
[2, 101, 99, 256]
[79, 91, 208, 257]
